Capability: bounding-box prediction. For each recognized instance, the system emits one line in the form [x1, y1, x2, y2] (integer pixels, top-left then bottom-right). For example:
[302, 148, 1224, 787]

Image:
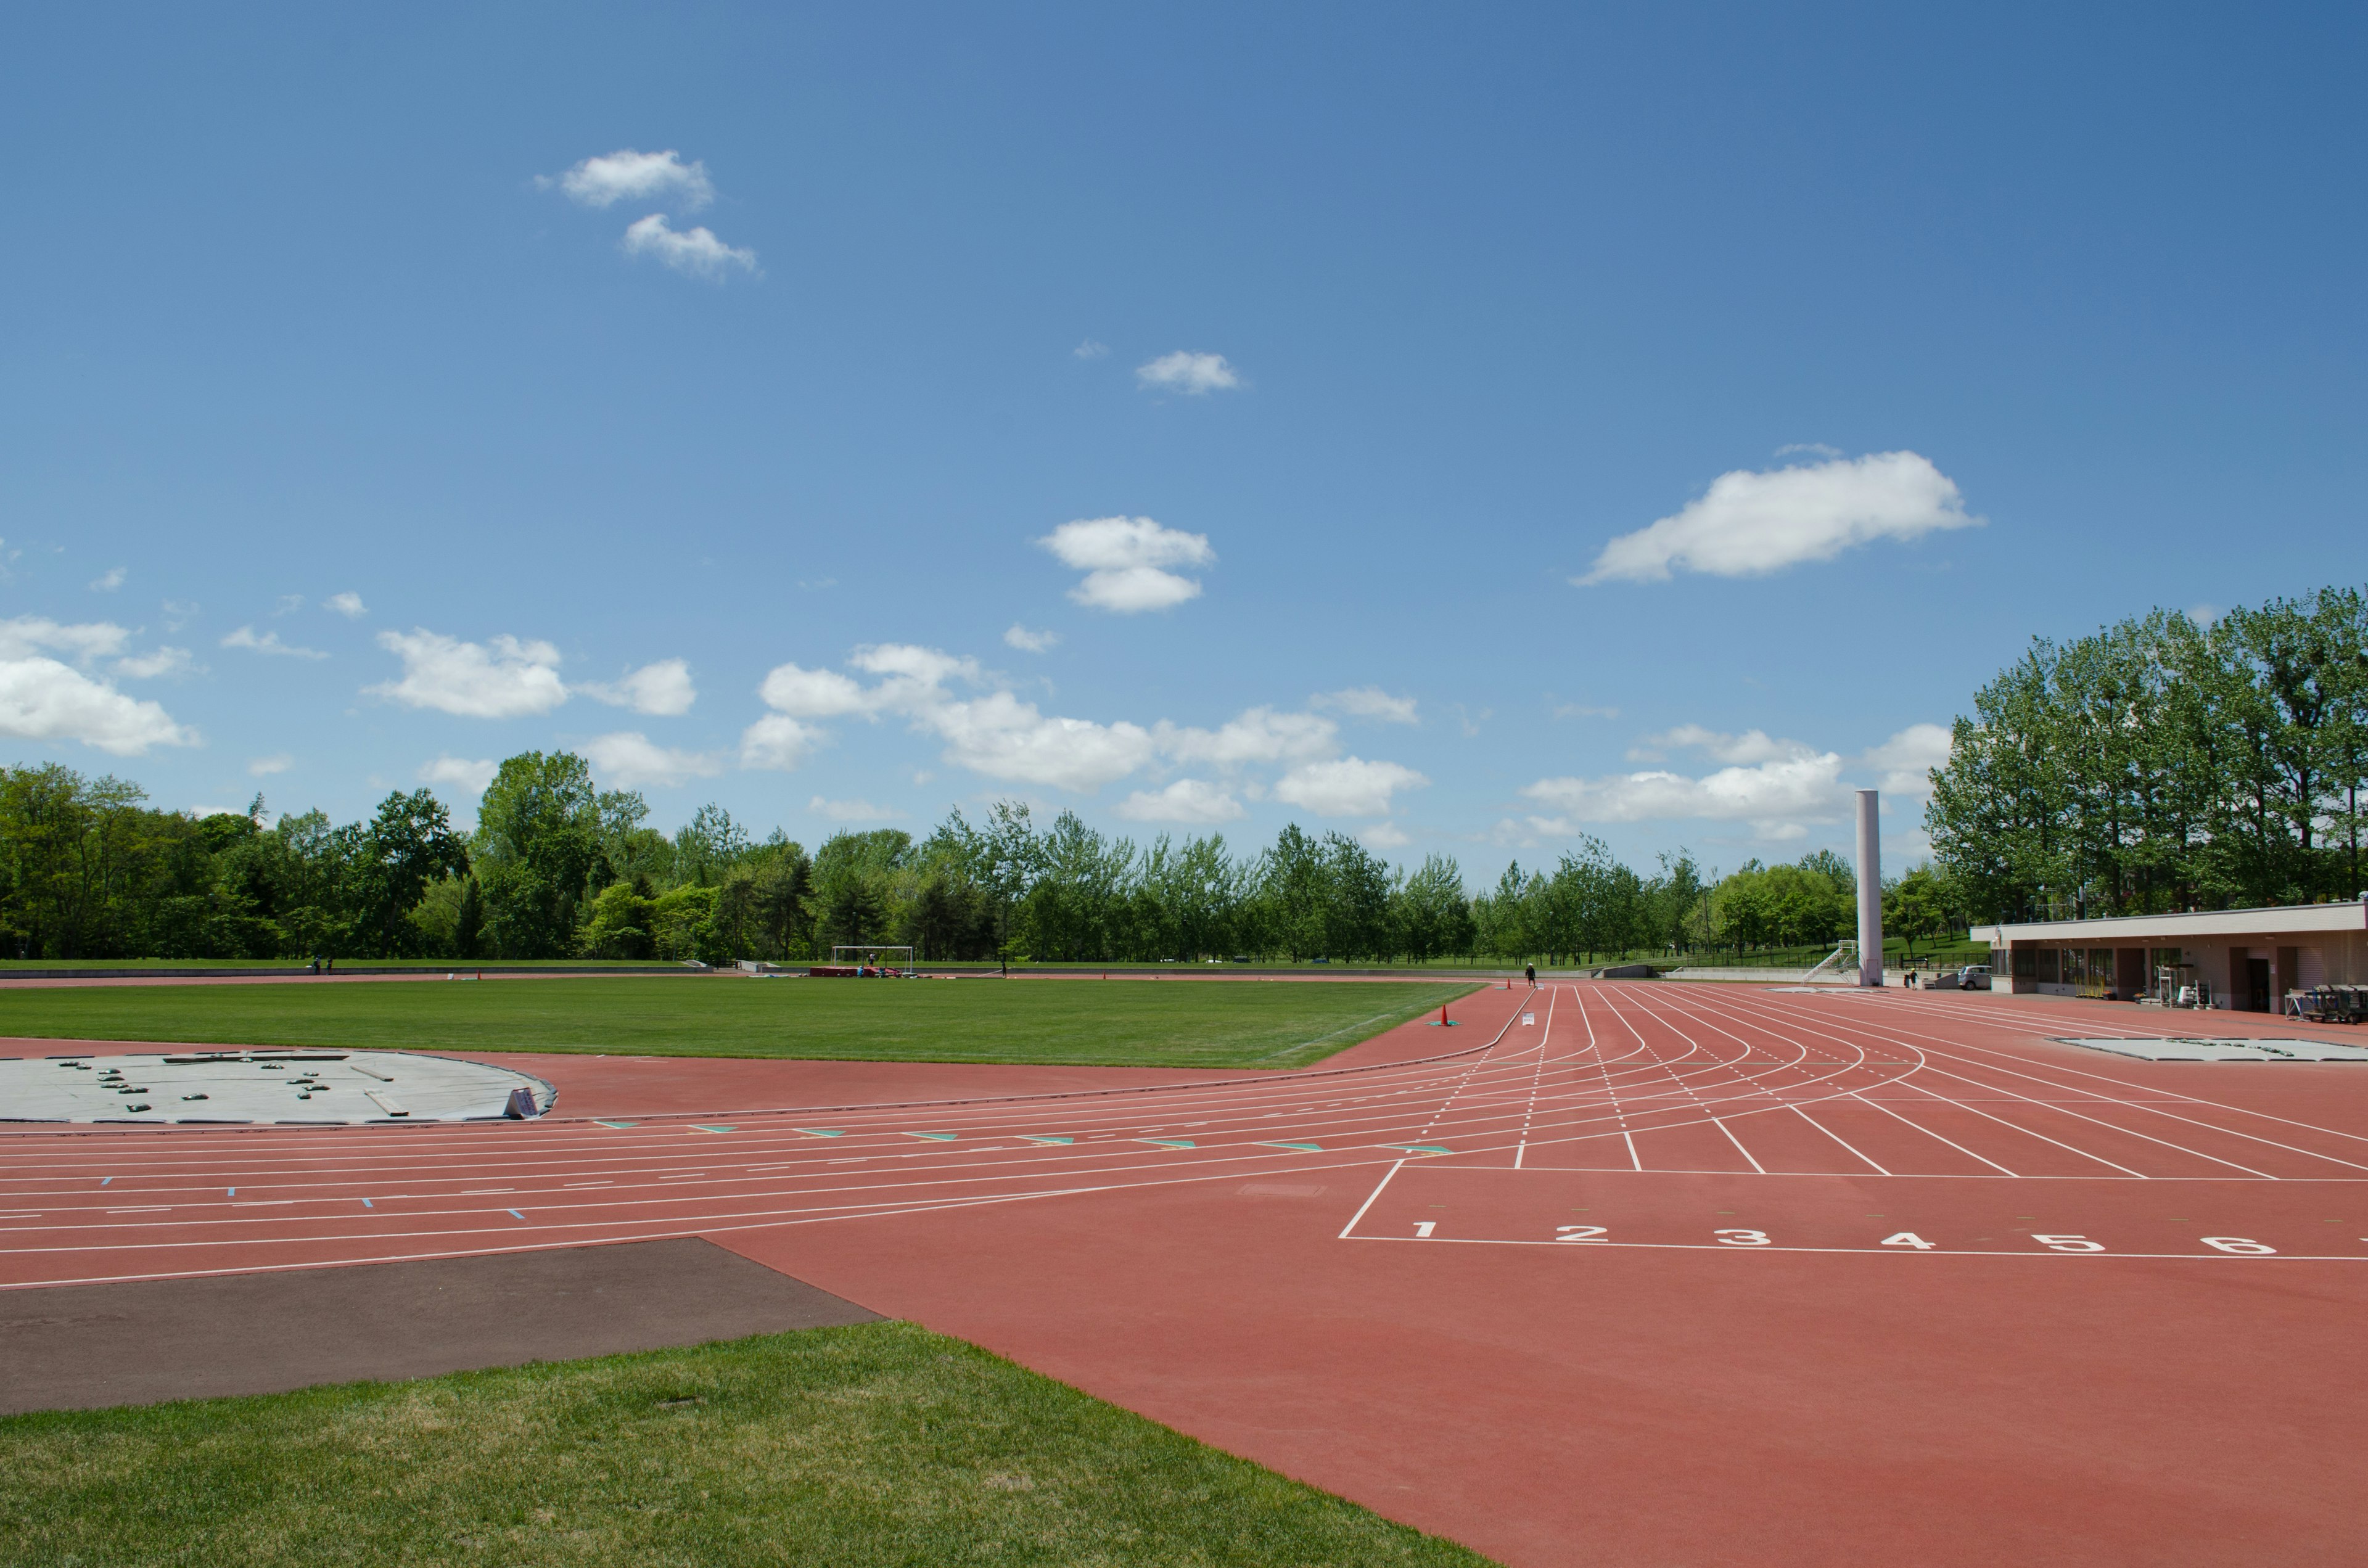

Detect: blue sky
[5, 3, 2362, 881]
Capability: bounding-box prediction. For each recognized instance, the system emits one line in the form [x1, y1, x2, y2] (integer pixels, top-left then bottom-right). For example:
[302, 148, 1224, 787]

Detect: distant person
[1525, 963, 1536, 985]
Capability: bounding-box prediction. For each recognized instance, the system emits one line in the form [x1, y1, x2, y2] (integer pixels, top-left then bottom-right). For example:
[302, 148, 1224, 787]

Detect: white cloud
[809, 795, 900, 823]
[1775, 442, 1842, 459]
[757, 662, 871, 719]
[1153, 707, 1336, 768]
[1578, 451, 1980, 586]
[1360, 822, 1411, 849]
[1273, 757, 1428, 817]
[1114, 778, 1246, 825]
[1519, 720, 1952, 842]
[739, 713, 821, 771]
[114, 646, 195, 680]
[366, 629, 565, 718]
[544, 149, 715, 210]
[1038, 515, 1214, 614]
[1135, 351, 1241, 395]
[274, 594, 305, 615]
[162, 600, 197, 631]
[1862, 723, 1953, 803]
[1626, 724, 1811, 766]
[1003, 624, 1059, 653]
[916, 691, 1155, 792]
[622, 214, 758, 280]
[89, 567, 125, 593]
[1521, 753, 1849, 832]
[1312, 686, 1418, 725]
[0, 657, 197, 755]
[1074, 339, 1108, 359]
[418, 755, 497, 794]
[223, 626, 329, 660]
[582, 731, 723, 789]
[326, 591, 367, 619]
[848, 642, 980, 703]
[578, 657, 696, 716]
[0, 616, 130, 663]
[247, 753, 293, 777]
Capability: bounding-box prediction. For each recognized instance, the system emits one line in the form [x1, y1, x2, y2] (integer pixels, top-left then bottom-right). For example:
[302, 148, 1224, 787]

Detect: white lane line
[1338, 1159, 1407, 1240]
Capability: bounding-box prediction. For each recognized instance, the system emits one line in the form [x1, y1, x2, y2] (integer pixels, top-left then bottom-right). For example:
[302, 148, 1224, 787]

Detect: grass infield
[0, 977, 1484, 1069]
[0, 1320, 1494, 1567]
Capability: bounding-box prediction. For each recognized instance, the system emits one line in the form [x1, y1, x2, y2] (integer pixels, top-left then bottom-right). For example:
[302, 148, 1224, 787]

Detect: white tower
[1855, 789, 1883, 987]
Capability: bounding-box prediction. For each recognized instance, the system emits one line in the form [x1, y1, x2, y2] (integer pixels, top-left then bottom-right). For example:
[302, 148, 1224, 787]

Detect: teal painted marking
[361, 1197, 372, 1209]
[1137, 1138, 1196, 1149]
[1383, 1144, 1450, 1155]
[593, 1120, 638, 1129]
[796, 1128, 845, 1138]
[508, 1209, 525, 1219]
[1021, 1135, 1074, 1145]
[906, 1131, 957, 1141]
[1257, 1141, 1323, 1151]
[691, 1125, 736, 1135]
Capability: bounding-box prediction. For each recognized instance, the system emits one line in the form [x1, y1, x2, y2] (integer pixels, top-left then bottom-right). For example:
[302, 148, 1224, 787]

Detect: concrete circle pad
[1, 1050, 556, 1125]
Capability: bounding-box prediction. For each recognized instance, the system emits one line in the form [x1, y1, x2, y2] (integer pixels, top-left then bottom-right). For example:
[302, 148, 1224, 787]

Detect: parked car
[1959, 965, 1992, 990]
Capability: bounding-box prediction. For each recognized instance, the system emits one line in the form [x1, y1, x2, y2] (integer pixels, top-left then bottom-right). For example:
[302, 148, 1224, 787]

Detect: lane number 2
[1556, 1225, 1608, 1243]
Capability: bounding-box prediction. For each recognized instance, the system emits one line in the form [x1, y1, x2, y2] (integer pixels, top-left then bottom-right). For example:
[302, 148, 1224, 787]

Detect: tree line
[1928, 585, 2368, 921]
[0, 748, 1840, 965]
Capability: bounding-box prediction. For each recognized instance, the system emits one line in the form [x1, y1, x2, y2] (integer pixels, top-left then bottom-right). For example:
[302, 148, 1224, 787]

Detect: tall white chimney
[1856, 789, 1883, 987]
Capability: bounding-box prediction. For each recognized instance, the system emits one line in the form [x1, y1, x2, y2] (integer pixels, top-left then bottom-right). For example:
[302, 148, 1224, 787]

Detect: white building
[1969, 901, 2368, 1010]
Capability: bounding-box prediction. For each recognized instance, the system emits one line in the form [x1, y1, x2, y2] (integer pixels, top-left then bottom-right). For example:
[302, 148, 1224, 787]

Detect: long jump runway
[7, 982, 2367, 1566]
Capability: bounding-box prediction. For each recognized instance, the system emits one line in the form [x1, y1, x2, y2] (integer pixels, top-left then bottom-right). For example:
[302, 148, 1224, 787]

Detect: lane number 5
[2031, 1234, 2105, 1252]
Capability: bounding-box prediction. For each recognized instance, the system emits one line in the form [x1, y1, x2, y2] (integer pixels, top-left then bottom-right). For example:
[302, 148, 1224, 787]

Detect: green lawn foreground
[0, 977, 1484, 1070]
[0, 1320, 1495, 1568]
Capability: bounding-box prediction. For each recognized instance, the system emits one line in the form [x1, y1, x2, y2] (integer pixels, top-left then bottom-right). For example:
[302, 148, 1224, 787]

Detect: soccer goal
[828, 944, 918, 977]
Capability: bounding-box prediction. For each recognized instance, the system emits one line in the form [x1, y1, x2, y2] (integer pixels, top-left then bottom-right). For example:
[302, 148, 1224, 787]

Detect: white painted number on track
[2031, 1234, 2105, 1252]
[1881, 1233, 1936, 1250]
[2200, 1236, 2276, 1255]
[1556, 1225, 1608, 1243]
[1414, 1221, 1436, 1238]
[1713, 1229, 1770, 1246]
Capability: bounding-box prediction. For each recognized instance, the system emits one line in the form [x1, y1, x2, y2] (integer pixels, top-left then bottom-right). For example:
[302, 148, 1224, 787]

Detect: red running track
[7, 982, 2368, 1566]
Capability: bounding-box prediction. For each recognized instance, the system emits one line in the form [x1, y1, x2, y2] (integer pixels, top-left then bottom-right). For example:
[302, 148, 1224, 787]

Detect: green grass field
[0, 977, 1482, 1069]
[0, 1321, 1494, 1567]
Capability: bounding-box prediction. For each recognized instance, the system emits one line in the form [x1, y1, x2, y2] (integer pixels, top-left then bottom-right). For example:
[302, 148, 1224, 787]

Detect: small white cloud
[222, 626, 329, 660]
[1775, 442, 1842, 459]
[1579, 451, 1980, 586]
[1861, 723, 1953, 803]
[1626, 724, 1811, 766]
[848, 643, 980, 700]
[808, 795, 901, 823]
[578, 657, 696, 716]
[1136, 351, 1241, 395]
[1074, 339, 1109, 359]
[247, 753, 293, 777]
[918, 691, 1154, 792]
[1004, 624, 1059, 654]
[0, 657, 197, 755]
[622, 214, 758, 280]
[366, 629, 565, 718]
[1360, 822, 1411, 849]
[418, 754, 498, 794]
[1038, 515, 1215, 614]
[0, 616, 130, 664]
[1311, 686, 1417, 725]
[544, 149, 715, 210]
[1273, 757, 1428, 818]
[582, 731, 723, 789]
[274, 594, 305, 615]
[162, 600, 197, 631]
[740, 713, 821, 771]
[1153, 707, 1336, 768]
[114, 646, 195, 680]
[1114, 778, 1246, 825]
[2188, 603, 2223, 628]
[89, 567, 125, 593]
[1522, 752, 1847, 834]
[325, 591, 367, 619]
[758, 662, 873, 718]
